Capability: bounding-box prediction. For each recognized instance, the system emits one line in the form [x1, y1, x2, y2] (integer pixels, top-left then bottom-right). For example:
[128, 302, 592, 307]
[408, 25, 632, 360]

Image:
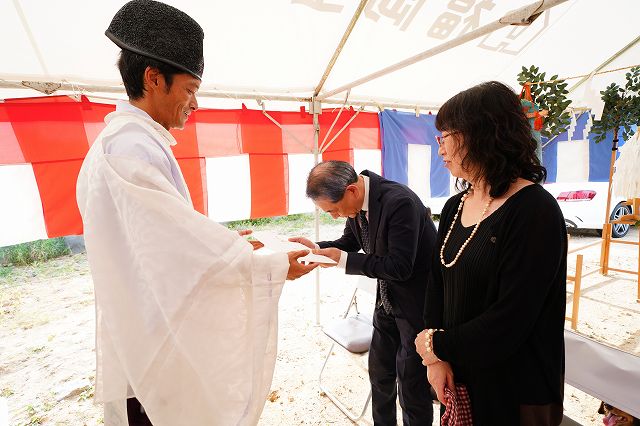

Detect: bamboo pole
[571, 254, 584, 330]
[600, 136, 619, 274]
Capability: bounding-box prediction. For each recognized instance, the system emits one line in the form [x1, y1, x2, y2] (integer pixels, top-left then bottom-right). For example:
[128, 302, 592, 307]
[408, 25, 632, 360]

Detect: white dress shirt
[335, 175, 369, 268]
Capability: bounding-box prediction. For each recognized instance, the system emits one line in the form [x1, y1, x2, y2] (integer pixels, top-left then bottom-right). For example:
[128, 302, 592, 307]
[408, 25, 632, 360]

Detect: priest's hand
[286, 250, 318, 280]
[288, 236, 316, 249]
[312, 247, 340, 265]
[237, 229, 264, 250]
[426, 361, 455, 406]
[248, 240, 264, 250]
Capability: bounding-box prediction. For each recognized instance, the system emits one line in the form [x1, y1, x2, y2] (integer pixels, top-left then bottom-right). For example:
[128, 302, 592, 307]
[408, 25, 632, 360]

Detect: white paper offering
[251, 231, 337, 264]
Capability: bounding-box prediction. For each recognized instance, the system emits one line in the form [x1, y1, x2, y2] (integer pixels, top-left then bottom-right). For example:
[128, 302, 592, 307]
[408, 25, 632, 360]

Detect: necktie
[359, 210, 393, 314]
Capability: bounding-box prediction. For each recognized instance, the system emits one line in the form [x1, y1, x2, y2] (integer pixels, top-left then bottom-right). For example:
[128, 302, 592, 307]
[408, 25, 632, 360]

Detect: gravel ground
[1, 224, 638, 426]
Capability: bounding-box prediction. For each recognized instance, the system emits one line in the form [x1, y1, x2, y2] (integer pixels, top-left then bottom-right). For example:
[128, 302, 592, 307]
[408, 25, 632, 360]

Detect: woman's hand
[426, 361, 455, 406]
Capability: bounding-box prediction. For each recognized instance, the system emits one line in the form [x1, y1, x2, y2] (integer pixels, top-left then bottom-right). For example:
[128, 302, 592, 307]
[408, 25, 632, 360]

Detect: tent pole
[323, 98, 438, 111]
[0, 78, 442, 111]
[0, 79, 313, 103]
[568, 35, 640, 94]
[13, 0, 49, 75]
[321, 107, 364, 154]
[319, 0, 568, 100]
[319, 90, 350, 152]
[312, 97, 322, 325]
[314, 0, 369, 96]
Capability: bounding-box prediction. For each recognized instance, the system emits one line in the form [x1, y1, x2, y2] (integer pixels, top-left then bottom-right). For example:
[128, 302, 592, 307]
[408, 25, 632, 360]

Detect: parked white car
[543, 182, 633, 238]
[427, 182, 633, 238]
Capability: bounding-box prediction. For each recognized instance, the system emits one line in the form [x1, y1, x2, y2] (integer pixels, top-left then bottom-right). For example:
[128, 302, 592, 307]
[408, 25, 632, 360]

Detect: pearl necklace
[440, 191, 493, 268]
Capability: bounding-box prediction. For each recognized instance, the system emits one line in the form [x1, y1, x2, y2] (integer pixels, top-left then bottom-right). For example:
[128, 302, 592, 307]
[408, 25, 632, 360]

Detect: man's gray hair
[306, 161, 358, 203]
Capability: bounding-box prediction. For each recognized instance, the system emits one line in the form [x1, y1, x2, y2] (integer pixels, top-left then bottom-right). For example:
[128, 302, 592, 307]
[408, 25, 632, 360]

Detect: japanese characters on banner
[293, 0, 548, 54]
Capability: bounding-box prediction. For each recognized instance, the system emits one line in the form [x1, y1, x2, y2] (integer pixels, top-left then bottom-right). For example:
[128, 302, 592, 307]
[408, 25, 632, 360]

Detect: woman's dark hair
[117, 50, 182, 100]
[435, 81, 547, 198]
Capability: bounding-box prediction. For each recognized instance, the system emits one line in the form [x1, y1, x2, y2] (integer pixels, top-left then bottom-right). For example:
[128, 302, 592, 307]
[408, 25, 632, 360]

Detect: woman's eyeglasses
[435, 131, 460, 146]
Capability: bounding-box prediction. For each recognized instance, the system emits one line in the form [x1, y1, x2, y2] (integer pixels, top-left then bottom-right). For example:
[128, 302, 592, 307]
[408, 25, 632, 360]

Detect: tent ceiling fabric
[1, 0, 639, 109]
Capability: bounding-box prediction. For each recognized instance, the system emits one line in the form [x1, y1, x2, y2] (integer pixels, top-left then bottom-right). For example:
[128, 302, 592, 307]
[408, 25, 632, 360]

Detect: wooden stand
[598, 135, 639, 302]
[565, 254, 584, 330]
[600, 197, 640, 302]
[564, 232, 602, 330]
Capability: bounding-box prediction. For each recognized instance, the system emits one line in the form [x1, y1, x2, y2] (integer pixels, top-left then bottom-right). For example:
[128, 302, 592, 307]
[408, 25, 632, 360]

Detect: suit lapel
[349, 216, 363, 248]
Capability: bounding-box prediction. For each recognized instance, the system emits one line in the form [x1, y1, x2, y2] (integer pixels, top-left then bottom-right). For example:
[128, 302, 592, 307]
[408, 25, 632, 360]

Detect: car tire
[610, 202, 632, 238]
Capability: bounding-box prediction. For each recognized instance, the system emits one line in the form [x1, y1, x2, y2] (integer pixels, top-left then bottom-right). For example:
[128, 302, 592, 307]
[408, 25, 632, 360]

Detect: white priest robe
[76, 102, 289, 426]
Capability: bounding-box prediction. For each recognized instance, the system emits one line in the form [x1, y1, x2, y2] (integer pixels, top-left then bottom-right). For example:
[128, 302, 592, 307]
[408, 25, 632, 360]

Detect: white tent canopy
[2, 0, 639, 326]
[1, 0, 639, 110]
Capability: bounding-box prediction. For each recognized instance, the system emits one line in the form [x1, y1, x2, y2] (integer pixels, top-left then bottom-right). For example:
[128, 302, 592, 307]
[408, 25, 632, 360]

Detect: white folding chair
[319, 276, 377, 422]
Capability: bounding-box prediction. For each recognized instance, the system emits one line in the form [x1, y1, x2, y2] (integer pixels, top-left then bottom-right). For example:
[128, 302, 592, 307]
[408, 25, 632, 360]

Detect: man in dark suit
[292, 160, 436, 425]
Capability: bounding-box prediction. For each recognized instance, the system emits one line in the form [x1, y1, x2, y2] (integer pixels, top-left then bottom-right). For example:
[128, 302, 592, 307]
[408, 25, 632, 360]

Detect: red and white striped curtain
[0, 96, 381, 247]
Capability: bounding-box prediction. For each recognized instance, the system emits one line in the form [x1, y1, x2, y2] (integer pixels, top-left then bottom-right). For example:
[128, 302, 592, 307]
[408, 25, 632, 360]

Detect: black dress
[425, 184, 567, 425]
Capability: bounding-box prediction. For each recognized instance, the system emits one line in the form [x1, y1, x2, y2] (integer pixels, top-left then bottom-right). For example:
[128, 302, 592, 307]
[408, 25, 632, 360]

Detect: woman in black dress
[415, 81, 567, 425]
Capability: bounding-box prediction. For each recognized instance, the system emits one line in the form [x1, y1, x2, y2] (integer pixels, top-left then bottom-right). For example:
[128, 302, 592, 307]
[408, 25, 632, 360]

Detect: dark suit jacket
[318, 170, 437, 320]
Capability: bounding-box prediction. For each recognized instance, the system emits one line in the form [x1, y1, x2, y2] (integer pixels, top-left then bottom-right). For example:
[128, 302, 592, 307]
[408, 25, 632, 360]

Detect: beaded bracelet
[424, 328, 443, 362]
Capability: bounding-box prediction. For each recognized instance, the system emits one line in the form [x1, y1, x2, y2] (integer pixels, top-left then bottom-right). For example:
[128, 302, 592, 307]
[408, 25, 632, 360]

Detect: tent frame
[0, 0, 572, 324]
